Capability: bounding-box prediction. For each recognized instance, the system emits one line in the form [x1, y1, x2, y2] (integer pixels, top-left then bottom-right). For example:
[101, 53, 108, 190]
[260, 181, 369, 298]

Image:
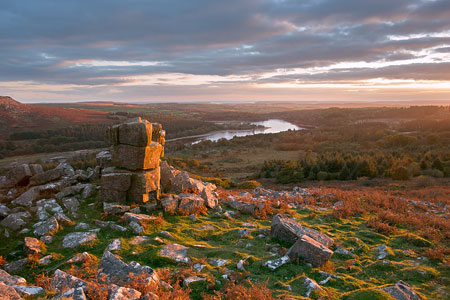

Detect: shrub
[317, 171, 328, 181]
[237, 180, 260, 189]
[391, 167, 409, 180]
[203, 280, 279, 300]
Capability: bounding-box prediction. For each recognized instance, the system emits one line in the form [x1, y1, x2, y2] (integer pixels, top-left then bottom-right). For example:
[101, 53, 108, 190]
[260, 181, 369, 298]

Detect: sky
[1, 0, 450, 103]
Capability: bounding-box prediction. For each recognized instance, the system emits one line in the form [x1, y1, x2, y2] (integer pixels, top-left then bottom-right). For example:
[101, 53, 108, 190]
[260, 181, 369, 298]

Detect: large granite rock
[97, 250, 158, 286]
[98, 172, 132, 203]
[161, 195, 179, 214]
[0, 282, 24, 300]
[127, 168, 160, 203]
[178, 193, 205, 215]
[1, 164, 43, 188]
[382, 281, 422, 300]
[29, 167, 64, 186]
[33, 217, 59, 237]
[271, 214, 334, 247]
[11, 187, 40, 206]
[287, 235, 333, 267]
[0, 270, 27, 286]
[50, 269, 87, 293]
[160, 161, 180, 192]
[1, 212, 31, 231]
[118, 120, 153, 147]
[96, 150, 113, 168]
[112, 143, 163, 171]
[201, 185, 218, 208]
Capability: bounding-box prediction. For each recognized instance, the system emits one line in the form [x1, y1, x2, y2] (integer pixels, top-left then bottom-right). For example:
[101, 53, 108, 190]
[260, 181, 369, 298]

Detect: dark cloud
[0, 0, 449, 100]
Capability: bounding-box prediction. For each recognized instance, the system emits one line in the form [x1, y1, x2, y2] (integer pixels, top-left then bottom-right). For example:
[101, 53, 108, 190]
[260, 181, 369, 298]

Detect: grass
[1, 186, 449, 299]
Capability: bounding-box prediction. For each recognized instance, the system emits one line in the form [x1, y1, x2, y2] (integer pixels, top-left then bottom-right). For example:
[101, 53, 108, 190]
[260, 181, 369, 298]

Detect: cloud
[0, 0, 449, 101]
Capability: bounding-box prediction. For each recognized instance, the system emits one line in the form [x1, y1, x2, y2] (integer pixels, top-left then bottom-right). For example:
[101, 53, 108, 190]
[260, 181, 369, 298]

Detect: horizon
[1, 0, 450, 103]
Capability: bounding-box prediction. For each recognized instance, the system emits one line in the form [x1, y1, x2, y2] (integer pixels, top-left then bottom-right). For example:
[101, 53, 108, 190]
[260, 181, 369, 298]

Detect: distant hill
[0, 96, 111, 139]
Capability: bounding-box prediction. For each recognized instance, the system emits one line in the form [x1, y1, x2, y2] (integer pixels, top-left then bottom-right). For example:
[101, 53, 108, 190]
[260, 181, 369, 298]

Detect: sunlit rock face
[99, 117, 165, 204]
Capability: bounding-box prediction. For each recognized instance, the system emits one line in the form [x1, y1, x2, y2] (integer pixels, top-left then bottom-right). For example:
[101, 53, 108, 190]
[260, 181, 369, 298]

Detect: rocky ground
[0, 159, 449, 299]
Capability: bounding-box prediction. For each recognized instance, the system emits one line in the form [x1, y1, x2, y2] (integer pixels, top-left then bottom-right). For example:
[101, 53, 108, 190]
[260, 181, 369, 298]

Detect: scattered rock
[129, 221, 144, 234]
[263, 256, 290, 271]
[13, 285, 45, 297]
[97, 250, 159, 286]
[304, 277, 324, 297]
[208, 258, 229, 267]
[178, 193, 205, 215]
[130, 236, 150, 245]
[124, 212, 159, 225]
[54, 287, 87, 300]
[0, 212, 31, 231]
[375, 244, 392, 260]
[0, 204, 11, 218]
[335, 245, 356, 258]
[24, 237, 44, 254]
[159, 244, 190, 263]
[0, 269, 27, 286]
[109, 286, 142, 300]
[29, 167, 64, 186]
[183, 276, 205, 286]
[103, 202, 131, 215]
[161, 195, 179, 214]
[108, 239, 122, 251]
[382, 281, 422, 300]
[287, 235, 333, 267]
[193, 263, 206, 272]
[270, 214, 334, 247]
[3, 259, 27, 274]
[50, 269, 88, 293]
[34, 217, 59, 237]
[67, 252, 93, 264]
[62, 232, 98, 248]
[0, 282, 24, 300]
[11, 187, 40, 206]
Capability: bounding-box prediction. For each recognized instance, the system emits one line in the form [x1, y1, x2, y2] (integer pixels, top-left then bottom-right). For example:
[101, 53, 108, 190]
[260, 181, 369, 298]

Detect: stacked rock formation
[99, 117, 165, 204]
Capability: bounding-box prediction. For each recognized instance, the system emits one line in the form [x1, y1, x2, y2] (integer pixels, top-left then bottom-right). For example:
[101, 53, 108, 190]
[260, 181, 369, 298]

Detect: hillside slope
[0, 96, 110, 139]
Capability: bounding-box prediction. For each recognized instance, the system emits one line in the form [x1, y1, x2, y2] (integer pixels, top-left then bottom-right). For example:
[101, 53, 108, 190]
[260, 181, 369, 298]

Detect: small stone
[39, 255, 53, 265]
[263, 256, 290, 271]
[183, 276, 205, 286]
[129, 221, 144, 234]
[62, 232, 98, 248]
[24, 237, 44, 254]
[193, 263, 206, 272]
[67, 252, 92, 264]
[74, 222, 90, 230]
[188, 214, 197, 221]
[159, 230, 175, 239]
[208, 258, 229, 267]
[103, 202, 131, 215]
[304, 277, 324, 297]
[130, 236, 150, 245]
[108, 239, 122, 251]
[13, 285, 45, 297]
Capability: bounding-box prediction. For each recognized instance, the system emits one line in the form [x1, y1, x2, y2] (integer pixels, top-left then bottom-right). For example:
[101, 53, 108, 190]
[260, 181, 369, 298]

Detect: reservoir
[194, 119, 303, 143]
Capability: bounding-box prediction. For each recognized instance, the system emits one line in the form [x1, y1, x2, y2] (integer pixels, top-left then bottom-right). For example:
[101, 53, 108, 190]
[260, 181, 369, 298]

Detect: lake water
[194, 119, 303, 143]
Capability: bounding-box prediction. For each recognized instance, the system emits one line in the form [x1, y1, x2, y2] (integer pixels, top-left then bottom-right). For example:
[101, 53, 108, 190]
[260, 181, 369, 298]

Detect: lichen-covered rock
[303, 277, 324, 297]
[263, 256, 290, 271]
[271, 214, 334, 247]
[287, 235, 333, 267]
[33, 217, 59, 237]
[99, 173, 132, 203]
[0, 269, 27, 286]
[0, 212, 31, 231]
[97, 250, 158, 286]
[11, 187, 40, 206]
[159, 244, 190, 263]
[201, 186, 218, 208]
[178, 193, 205, 215]
[161, 195, 179, 214]
[50, 269, 88, 293]
[1, 163, 43, 188]
[109, 286, 142, 300]
[62, 232, 98, 248]
[96, 150, 113, 168]
[382, 281, 422, 300]
[3, 259, 27, 274]
[29, 167, 64, 186]
[54, 287, 87, 300]
[0, 282, 24, 300]
[103, 202, 131, 215]
[13, 285, 45, 297]
[124, 212, 159, 225]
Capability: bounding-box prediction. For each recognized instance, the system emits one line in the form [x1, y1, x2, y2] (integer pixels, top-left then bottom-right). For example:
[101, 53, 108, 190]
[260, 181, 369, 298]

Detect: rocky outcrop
[0, 163, 43, 189]
[99, 118, 164, 204]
